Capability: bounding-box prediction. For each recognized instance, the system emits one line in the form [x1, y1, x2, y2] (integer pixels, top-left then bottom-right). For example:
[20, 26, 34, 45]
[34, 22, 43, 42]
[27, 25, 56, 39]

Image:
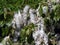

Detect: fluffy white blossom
[33, 17, 48, 45]
[23, 5, 30, 13]
[12, 10, 24, 28]
[23, 5, 30, 19]
[12, 10, 23, 42]
[29, 8, 37, 24]
[22, 5, 30, 26]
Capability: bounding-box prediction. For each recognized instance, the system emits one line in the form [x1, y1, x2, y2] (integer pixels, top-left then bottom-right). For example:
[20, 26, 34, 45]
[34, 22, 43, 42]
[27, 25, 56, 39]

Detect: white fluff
[23, 5, 30, 18]
[23, 5, 30, 13]
[33, 17, 48, 45]
[23, 5, 30, 26]
[12, 6, 30, 42]
[12, 10, 23, 28]
[29, 9, 37, 24]
[12, 10, 23, 42]
[23, 5, 30, 19]
[17, 10, 23, 25]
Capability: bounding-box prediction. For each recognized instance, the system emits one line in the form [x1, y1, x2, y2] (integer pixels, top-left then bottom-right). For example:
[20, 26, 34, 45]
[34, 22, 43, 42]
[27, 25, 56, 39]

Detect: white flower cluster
[33, 17, 48, 45]
[12, 4, 48, 44]
[22, 5, 30, 26]
[29, 8, 37, 24]
[12, 5, 30, 28]
[32, 4, 48, 45]
[12, 5, 30, 42]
